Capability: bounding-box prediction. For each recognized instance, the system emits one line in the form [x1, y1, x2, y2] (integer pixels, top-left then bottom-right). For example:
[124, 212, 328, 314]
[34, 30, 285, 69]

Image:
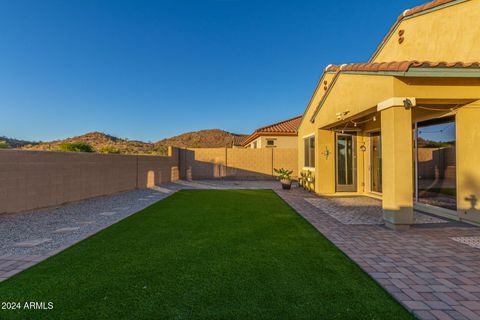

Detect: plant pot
[280, 179, 292, 190]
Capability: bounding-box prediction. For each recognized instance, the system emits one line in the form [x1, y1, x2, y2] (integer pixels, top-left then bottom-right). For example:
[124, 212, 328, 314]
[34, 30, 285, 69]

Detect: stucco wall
[247, 135, 298, 149]
[180, 148, 297, 180]
[372, 0, 480, 63]
[258, 136, 298, 149]
[0, 148, 180, 214]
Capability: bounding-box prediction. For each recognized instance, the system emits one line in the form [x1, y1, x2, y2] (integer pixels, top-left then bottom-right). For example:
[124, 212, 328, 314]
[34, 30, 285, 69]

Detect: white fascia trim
[377, 97, 416, 111]
[302, 133, 315, 139]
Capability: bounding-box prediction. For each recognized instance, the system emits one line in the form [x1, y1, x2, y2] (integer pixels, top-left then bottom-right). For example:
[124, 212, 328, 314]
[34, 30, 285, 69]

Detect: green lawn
[0, 190, 414, 319]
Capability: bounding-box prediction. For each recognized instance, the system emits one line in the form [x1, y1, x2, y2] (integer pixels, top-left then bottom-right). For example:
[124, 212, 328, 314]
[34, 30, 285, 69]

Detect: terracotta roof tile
[255, 115, 302, 134]
[326, 61, 480, 73]
[232, 134, 248, 146]
[369, 0, 461, 62]
[402, 0, 456, 19]
[241, 116, 302, 146]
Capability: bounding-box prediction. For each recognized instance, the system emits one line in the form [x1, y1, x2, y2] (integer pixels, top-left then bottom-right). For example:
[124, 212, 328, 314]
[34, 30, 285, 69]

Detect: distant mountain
[19, 130, 247, 155]
[155, 129, 247, 149]
[0, 136, 36, 148]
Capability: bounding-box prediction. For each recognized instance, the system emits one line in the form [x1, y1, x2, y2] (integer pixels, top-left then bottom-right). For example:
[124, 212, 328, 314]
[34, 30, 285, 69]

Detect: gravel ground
[0, 188, 175, 256]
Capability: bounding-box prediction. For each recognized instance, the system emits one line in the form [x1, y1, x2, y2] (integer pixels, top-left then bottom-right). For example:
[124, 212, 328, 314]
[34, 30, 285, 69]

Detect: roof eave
[309, 67, 480, 123]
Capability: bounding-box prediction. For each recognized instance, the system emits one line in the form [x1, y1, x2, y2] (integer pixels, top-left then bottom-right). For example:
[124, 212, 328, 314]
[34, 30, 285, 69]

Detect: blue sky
[0, 0, 424, 142]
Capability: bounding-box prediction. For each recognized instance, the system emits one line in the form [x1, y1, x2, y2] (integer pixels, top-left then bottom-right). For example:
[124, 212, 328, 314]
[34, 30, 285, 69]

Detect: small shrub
[274, 168, 293, 180]
[0, 140, 9, 149]
[98, 145, 121, 154]
[57, 141, 94, 153]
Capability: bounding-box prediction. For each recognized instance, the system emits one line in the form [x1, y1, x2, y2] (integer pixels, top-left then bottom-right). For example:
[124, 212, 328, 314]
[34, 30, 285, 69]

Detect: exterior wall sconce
[321, 146, 331, 159]
[360, 143, 367, 152]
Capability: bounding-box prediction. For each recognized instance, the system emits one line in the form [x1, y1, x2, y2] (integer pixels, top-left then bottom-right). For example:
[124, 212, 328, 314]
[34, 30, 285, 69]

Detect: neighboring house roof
[232, 134, 248, 146]
[242, 116, 302, 146]
[369, 0, 463, 62]
[255, 115, 302, 134]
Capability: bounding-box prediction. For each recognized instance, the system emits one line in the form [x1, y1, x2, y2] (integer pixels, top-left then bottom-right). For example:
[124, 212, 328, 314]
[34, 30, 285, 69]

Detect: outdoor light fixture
[321, 146, 331, 159]
[360, 143, 367, 152]
[403, 98, 413, 109]
[336, 110, 350, 120]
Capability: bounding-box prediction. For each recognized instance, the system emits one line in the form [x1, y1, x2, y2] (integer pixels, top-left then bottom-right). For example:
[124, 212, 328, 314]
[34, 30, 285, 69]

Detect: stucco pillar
[380, 105, 414, 230]
[456, 101, 480, 224]
[316, 129, 335, 195]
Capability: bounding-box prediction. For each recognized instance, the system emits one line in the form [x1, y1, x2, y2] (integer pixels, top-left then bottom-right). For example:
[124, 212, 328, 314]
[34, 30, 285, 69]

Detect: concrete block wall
[0, 148, 180, 214]
[180, 148, 297, 181]
[0, 146, 297, 214]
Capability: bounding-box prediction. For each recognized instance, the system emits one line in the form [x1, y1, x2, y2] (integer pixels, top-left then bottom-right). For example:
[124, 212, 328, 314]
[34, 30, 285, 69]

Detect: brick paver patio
[276, 187, 480, 320]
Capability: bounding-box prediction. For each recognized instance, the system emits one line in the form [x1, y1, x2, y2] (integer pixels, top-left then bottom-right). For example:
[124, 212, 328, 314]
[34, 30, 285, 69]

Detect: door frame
[369, 131, 382, 194]
[335, 132, 357, 192]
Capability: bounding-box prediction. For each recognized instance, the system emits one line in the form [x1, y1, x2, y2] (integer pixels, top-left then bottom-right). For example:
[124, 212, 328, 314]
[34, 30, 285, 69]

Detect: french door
[336, 133, 357, 192]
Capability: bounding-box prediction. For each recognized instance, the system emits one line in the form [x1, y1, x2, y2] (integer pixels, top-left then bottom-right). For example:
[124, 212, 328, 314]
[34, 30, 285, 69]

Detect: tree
[0, 140, 9, 149]
[57, 141, 94, 153]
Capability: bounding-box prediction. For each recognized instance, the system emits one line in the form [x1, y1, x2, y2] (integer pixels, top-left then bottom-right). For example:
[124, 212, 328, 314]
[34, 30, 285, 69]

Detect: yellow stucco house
[243, 116, 301, 149]
[298, 0, 480, 229]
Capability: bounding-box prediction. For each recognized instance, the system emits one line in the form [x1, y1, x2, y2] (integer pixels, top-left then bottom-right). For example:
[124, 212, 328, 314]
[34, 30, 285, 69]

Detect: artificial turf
[0, 190, 414, 319]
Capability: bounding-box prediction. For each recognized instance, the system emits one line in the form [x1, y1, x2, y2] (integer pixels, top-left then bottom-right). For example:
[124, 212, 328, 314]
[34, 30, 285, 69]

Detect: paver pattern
[451, 237, 480, 250]
[276, 187, 480, 320]
[305, 196, 447, 225]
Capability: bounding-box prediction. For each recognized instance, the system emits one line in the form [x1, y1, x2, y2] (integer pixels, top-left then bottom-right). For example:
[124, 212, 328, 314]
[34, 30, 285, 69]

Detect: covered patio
[308, 61, 480, 229]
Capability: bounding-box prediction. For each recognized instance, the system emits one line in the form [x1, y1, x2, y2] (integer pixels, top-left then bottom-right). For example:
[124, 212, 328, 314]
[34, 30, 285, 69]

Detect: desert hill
[19, 130, 247, 155]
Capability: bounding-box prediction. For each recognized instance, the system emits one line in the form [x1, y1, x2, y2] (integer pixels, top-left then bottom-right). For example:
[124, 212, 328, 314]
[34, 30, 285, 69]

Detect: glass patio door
[414, 117, 456, 211]
[336, 133, 357, 192]
[370, 132, 382, 193]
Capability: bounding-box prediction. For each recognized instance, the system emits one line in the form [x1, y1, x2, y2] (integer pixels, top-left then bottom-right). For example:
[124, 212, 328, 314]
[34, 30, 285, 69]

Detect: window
[304, 136, 315, 167]
[252, 141, 258, 149]
[266, 139, 275, 147]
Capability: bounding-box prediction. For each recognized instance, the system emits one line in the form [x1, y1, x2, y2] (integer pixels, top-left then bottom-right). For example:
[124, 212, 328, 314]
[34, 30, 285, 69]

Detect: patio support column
[456, 101, 480, 224]
[379, 101, 414, 230]
[316, 129, 335, 195]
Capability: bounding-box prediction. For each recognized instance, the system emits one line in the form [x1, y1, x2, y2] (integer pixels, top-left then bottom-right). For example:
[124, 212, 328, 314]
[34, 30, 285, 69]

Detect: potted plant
[274, 168, 293, 190]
